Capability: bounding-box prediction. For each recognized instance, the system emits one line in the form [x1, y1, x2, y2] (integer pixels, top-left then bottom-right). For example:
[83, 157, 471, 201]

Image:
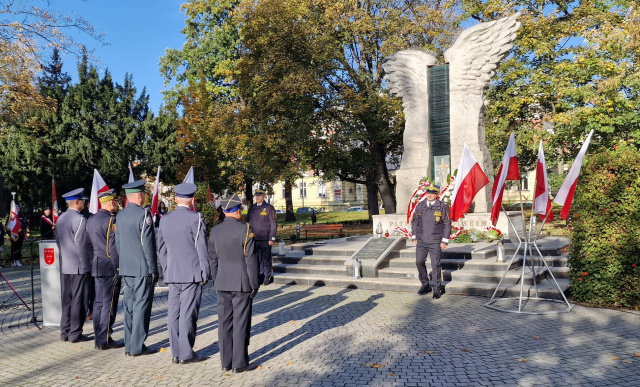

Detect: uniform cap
[122, 179, 147, 193]
[43, 206, 51, 211]
[425, 185, 440, 193]
[254, 188, 266, 195]
[220, 193, 243, 213]
[175, 183, 197, 198]
[98, 189, 116, 203]
[62, 188, 85, 201]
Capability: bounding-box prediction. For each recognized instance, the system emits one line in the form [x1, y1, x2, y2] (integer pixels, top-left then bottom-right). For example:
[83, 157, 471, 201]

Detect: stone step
[273, 263, 345, 276]
[377, 267, 546, 285]
[383, 256, 523, 271]
[273, 255, 346, 266]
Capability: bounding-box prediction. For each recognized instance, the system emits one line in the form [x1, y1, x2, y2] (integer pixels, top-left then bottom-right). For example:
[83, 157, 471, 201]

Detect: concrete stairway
[271, 236, 570, 300]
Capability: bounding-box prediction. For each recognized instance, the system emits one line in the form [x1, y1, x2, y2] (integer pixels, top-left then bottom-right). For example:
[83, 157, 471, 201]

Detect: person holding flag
[8, 202, 29, 267]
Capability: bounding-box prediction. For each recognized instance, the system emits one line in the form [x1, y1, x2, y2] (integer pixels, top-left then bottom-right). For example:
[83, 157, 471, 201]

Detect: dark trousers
[85, 276, 95, 318]
[10, 234, 24, 260]
[255, 241, 272, 283]
[122, 276, 154, 355]
[415, 242, 442, 288]
[61, 273, 89, 341]
[93, 276, 121, 346]
[217, 290, 253, 369]
[168, 283, 202, 361]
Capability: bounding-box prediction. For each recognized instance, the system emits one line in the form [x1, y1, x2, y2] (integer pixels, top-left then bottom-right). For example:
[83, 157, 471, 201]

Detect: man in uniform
[247, 188, 277, 285]
[156, 183, 210, 364]
[86, 189, 124, 350]
[208, 193, 259, 373]
[56, 188, 92, 342]
[411, 185, 451, 299]
[39, 207, 55, 239]
[115, 179, 158, 356]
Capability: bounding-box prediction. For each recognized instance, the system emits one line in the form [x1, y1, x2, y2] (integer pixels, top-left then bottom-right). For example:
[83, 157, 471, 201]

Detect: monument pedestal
[372, 212, 523, 238]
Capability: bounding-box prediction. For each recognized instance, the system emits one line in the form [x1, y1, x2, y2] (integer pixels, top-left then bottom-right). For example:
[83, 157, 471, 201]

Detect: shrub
[568, 142, 640, 308]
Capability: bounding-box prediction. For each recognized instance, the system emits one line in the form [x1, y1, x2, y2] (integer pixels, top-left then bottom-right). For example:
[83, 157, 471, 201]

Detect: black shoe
[417, 285, 430, 295]
[125, 352, 131, 356]
[232, 364, 259, 373]
[95, 344, 108, 350]
[70, 334, 92, 343]
[172, 357, 180, 364]
[180, 355, 207, 364]
[61, 336, 68, 342]
[432, 287, 441, 299]
[131, 347, 158, 357]
[221, 366, 231, 372]
[107, 339, 125, 348]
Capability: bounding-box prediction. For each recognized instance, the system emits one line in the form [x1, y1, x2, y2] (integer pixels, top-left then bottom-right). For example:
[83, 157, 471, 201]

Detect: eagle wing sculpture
[383, 50, 438, 110]
[445, 13, 521, 95]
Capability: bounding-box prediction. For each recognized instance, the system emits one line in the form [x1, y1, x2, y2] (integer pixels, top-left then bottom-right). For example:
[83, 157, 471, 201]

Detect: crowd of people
[28, 180, 277, 372]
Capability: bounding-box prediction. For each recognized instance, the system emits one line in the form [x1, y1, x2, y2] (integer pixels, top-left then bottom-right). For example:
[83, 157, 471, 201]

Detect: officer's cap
[254, 188, 266, 195]
[43, 206, 51, 211]
[62, 188, 85, 201]
[425, 185, 440, 193]
[98, 189, 116, 203]
[175, 183, 197, 198]
[122, 179, 147, 193]
[220, 193, 243, 213]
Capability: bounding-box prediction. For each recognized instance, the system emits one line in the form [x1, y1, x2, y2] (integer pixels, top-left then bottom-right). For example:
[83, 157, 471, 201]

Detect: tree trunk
[284, 178, 296, 222]
[373, 144, 396, 213]
[365, 179, 379, 222]
[244, 177, 254, 206]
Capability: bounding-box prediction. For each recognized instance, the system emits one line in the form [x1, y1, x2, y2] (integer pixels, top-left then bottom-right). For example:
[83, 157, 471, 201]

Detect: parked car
[345, 206, 366, 212]
[275, 209, 284, 214]
[504, 202, 533, 211]
[296, 207, 315, 213]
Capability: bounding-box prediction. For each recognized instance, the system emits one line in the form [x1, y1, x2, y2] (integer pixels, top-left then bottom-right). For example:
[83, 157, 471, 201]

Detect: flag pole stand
[485, 209, 573, 314]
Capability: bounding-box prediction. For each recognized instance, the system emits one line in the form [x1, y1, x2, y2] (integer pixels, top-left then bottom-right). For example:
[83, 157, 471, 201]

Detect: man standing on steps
[411, 185, 451, 299]
[247, 188, 277, 286]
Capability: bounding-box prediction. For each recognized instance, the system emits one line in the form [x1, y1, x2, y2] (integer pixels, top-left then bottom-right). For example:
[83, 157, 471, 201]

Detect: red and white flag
[124, 162, 134, 208]
[207, 184, 216, 205]
[150, 166, 161, 218]
[554, 130, 594, 219]
[52, 176, 59, 224]
[183, 166, 196, 211]
[490, 133, 519, 226]
[450, 144, 490, 222]
[89, 169, 110, 214]
[7, 199, 22, 241]
[534, 141, 554, 221]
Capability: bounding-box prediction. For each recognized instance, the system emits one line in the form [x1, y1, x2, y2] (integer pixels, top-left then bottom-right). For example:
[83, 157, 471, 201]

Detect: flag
[124, 162, 134, 208]
[490, 132, 519, 226]
[89, 169, 110, 214]
[450, 144, 490, 222]
[7, 199, 22, 241]
[150, 167, 161, 218]
[207, 184, 215, 205]
[554, 130, 594, 219]
[534, 141, 554, 221]
[183, 166, 196, 211]
[52, 176, 59, 224]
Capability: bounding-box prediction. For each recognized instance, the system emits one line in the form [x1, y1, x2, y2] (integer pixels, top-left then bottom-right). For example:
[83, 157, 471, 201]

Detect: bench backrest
[302, 224, 343, 230]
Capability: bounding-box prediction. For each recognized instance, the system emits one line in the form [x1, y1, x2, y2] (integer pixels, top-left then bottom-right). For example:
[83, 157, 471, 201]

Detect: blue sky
[50, 0, 186, 113]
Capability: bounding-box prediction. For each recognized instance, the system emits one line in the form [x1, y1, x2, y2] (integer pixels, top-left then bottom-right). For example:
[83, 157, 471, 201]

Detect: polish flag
[554, 130, 594, 219]
[89, 169, 110, 214]
[183, 166, 196, 211]
[490, 133, 519, 226]
[207, 184, 216, 205]
[52, 176, 59, 224]
[124, 162, 134, 208]
[7, 199, 22, 241]
[534, 141, 553, 221]
[150, 167, 161, 218]
[450, 144, 490, 222]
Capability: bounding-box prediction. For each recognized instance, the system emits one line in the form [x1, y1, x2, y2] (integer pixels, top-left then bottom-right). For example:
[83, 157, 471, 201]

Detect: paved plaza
[0, 266, 638, 386]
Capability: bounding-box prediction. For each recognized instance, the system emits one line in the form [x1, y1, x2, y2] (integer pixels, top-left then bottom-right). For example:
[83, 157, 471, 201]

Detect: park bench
[301, 224, 345, 240]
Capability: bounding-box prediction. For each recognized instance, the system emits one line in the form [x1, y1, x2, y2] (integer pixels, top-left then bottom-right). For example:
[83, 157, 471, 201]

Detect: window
[521, 176, 529, 191]
[281, 185, 286, 199]
[299, 182, 307, 198]
[317, 180, 326, 197]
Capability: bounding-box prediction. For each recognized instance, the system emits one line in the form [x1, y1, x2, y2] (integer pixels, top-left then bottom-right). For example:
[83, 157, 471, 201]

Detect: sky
[50, 0, 187, 114]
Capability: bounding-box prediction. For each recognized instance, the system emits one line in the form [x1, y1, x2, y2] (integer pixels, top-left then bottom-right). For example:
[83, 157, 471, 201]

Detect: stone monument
[376, 14, 521, 235]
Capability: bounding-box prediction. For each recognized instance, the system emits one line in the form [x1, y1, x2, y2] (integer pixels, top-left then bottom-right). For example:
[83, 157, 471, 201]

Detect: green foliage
[194, 182, 219, 231]
[568, 142, 640, 308]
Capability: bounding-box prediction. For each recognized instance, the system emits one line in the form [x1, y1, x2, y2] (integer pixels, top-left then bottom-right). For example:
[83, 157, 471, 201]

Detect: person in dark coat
[56, 188, 92, 342]
[115, 180, 158, 357]
[247, 188, 277, 285]
[10, 204, 29, 267]
[157, 183, 210, 364]
[208, 193, 259, 373]
[86, 189, 124, 350]
[411, 185, 451, 299]
[39, 207, 55, 239]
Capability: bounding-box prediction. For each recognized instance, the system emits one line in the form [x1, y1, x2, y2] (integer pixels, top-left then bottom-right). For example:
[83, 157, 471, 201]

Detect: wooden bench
[301, 224, 344, 240]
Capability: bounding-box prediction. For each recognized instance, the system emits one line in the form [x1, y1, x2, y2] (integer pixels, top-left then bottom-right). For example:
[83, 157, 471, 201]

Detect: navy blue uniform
[157, 206, 210, 362]
[86, 209, 121, 347]
[247, 201, 277, 284]
[208, 217, 259, 370]
[411, 199, 451, 290]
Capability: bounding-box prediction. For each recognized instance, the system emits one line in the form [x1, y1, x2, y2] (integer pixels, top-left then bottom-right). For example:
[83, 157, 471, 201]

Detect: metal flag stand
[484, 206, 574, 314]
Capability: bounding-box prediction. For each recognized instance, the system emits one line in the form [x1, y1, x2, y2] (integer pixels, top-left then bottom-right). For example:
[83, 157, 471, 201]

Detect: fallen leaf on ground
[156, 377, 163, 380]
[286, 361, 294, 365]
[550, 347, 557, 350]
[159, 348, 167, 352]
[531, 336, 542, 340]
[460, 348, 469, 352]
[425, 350, 436, 355]
[76, 347, 82, 350]
[635, 353, 640, 357]
[257, 365, 263, 369]
[75, 377, 81, 379]
[388, 373, 396, 376]
[289, 320, 296, 324]
[612, 356, 620, 360]
[517, 358, 527, 362]
[623, 360, 633, 364]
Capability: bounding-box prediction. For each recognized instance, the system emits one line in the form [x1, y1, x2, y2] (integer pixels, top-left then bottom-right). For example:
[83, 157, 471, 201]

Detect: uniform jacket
[411, 199, 452, 244]
[247, 202, 277, 241]
[86, 209, 119, 277]
[156, 206, 211, 283]
[115, 203, 158, 277]
[55, 208, 92, 275]
[39, 215, 54, 239]
[208, 217, 259, 292]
